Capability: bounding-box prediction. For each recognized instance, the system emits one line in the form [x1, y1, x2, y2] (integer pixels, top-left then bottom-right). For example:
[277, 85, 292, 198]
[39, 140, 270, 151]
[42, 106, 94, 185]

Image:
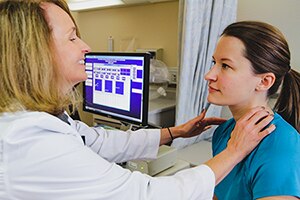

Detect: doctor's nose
[79, 38, 91, 53]
[82, 43, 91, 54]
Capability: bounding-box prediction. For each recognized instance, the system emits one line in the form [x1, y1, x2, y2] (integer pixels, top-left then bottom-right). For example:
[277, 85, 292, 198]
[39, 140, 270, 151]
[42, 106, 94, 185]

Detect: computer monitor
[83, 52, 150, 126]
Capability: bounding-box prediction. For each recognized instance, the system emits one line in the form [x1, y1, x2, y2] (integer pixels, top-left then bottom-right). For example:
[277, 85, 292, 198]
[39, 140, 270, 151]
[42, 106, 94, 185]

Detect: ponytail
[274, 69, 300, 132]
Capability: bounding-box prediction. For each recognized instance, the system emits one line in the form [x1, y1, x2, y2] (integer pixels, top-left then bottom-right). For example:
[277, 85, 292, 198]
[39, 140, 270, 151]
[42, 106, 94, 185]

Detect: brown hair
[222, 21, 300, 132]
[0, 0, 80, 115]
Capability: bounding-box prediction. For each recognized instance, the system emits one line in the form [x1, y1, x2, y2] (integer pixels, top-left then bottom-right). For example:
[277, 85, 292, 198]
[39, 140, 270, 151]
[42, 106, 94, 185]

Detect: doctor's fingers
[191, 110, 208, 124]
[232, 113, 274, 143]
[235, 109, 270, 131]
[238, 106, 266, 122]
[253, 114, 275, 137]
[187, 125, 212, 137]
[201, 117, 227, 126]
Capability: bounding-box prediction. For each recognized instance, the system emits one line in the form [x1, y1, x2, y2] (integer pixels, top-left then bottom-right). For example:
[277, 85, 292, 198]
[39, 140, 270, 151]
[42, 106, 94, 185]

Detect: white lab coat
[0, 111, 215, 200]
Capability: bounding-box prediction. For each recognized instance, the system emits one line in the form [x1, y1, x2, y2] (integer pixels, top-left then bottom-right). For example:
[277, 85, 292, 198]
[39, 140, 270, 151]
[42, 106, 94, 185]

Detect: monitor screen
[83, 52, 150, 126]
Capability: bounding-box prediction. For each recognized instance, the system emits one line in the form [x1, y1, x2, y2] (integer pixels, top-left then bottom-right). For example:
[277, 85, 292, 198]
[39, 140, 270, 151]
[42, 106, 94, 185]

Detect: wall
[71, 11, 78, 22]
[221, 0, 300, 119]
[237, 0, 300, 71]
[72, 1, 300, 123]
[74, 0, 300, 70]
[75, 2, 179, 68]
[71, 2, 179, 125]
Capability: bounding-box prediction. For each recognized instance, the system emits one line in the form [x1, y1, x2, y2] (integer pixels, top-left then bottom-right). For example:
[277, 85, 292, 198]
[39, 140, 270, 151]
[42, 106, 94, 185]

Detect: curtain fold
[172, 0, 237, 149]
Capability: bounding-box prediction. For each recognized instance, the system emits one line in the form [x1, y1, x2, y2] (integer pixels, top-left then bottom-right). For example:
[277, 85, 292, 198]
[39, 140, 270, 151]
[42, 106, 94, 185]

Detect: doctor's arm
[72, 109, 224, 162]
[259, 197, 299, 200]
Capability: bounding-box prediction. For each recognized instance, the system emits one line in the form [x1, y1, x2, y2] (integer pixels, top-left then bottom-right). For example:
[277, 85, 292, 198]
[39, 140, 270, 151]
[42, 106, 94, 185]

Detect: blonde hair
[0, 0, 80, 115]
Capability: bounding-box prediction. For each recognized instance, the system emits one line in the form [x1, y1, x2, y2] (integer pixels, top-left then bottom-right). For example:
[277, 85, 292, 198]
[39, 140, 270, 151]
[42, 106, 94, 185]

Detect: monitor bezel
[83, 52, 150, 127]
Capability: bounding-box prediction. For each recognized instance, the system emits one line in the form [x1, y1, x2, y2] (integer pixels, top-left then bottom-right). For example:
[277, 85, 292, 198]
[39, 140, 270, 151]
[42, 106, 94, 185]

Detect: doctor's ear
[255, 73, 276, 91]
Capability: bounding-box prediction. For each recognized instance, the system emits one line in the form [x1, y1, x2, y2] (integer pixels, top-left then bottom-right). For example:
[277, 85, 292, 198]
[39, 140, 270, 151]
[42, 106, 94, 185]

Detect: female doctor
[0, 0, 275, 199]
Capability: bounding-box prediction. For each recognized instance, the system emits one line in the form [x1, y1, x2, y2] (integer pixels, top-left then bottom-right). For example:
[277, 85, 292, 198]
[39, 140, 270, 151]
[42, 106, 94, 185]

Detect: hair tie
[286, 66, 292, 75]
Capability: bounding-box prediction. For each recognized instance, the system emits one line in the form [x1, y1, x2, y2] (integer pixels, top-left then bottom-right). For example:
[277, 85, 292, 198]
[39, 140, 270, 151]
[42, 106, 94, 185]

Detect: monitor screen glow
[83, 52, 150, 126]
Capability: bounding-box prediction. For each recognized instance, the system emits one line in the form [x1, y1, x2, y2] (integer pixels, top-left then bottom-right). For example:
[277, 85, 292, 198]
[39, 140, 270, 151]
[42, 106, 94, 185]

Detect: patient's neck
[229, 100, 273, 121]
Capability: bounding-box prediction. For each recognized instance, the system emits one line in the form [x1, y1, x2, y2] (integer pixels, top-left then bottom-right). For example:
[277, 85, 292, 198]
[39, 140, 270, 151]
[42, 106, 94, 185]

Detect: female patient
[206, 21, 300, 199]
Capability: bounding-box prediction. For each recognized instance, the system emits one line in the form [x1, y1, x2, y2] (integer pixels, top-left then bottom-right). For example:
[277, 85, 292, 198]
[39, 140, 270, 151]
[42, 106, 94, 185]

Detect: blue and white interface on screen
[84, 54, 145, 124]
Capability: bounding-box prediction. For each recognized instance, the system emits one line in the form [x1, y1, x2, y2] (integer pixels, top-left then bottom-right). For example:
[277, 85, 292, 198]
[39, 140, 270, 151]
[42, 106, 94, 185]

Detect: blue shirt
[213, 113, 300, 199]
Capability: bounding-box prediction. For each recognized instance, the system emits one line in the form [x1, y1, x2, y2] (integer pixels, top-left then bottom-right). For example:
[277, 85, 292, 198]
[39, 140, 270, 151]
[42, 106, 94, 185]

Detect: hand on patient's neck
[230, 102, 273, 121]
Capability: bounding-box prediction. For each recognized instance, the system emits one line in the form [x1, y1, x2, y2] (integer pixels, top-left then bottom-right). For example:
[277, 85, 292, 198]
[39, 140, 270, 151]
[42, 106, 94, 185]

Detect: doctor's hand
[226, 106, 276, 160]
[205, 106, 276, 185]
[159, 108, 226, 145]
[174, 108, 226, 138]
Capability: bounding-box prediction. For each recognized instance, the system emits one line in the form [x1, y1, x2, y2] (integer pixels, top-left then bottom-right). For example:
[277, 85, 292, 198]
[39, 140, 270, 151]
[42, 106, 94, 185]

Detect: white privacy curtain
[172, 0, 237, 149]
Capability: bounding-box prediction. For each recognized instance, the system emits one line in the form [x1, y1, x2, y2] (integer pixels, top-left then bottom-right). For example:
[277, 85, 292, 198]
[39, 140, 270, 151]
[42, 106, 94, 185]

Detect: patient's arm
[258, 196, 299, 200]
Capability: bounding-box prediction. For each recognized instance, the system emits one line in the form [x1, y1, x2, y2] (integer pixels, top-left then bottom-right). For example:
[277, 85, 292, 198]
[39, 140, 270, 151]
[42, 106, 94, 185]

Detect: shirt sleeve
[70, 119, 161, 163]
[5, 132, 215, 200]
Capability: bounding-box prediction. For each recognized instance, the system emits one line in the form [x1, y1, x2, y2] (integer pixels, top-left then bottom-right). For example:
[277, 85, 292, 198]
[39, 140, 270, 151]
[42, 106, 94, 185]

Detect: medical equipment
[125, 145, 177, 176]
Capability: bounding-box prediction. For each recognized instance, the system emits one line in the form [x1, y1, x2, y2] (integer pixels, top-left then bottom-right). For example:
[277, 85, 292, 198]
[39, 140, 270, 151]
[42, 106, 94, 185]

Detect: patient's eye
[221, 63, 230, 69]
[211, 60, 216, 66]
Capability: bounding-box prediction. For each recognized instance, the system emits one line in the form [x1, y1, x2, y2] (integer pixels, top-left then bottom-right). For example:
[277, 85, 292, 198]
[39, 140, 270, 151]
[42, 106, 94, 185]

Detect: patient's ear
[255, 73, 275, 91]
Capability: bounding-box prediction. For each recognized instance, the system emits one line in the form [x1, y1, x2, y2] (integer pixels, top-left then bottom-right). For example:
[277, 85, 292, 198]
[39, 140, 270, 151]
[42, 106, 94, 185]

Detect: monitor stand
[93, 116, 161, 131]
